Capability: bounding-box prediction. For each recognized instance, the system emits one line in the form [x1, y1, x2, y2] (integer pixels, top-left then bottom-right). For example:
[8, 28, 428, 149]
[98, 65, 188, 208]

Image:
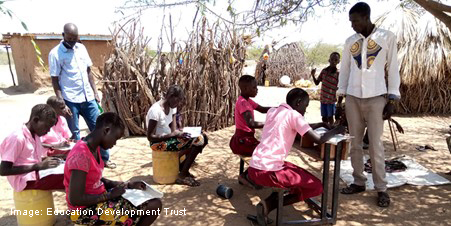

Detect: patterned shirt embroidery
[366, 39, 382, 69]
[350, 38, 382, 69]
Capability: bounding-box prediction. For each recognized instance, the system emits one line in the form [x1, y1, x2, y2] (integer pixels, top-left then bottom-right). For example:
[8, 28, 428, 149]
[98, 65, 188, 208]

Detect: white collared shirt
[337, 28, 401, 99]
[146, 100, 177, 136]
[49, 41, 94, 103]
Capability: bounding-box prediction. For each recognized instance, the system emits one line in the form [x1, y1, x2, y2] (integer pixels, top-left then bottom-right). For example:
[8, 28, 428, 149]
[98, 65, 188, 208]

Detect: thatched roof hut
[376, 4, 451, 114]
[255, 42, 307, 87]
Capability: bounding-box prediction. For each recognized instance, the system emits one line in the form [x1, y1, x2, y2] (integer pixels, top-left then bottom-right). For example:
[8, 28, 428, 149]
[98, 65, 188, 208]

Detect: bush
[300, 41, 342, 68]
[246, 46, 264, 60]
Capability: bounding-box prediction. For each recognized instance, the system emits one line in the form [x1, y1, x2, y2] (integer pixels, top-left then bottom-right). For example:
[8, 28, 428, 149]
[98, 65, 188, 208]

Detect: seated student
[229, 75, 270, 185]
[65, 112, 162, 225]
[147, 85, 208, 187]
[0, 104, 64, 192]
[248, 88, 345, 225]
[41, 96, 72, 157]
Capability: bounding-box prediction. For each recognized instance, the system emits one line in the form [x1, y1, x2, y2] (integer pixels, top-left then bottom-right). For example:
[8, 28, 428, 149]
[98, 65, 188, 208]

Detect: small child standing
[41, 96, 72, 156]
[229, 75, 270, 186]
[0, 104, 64, 192]
[311, 52, 342, 125]
[248, 88, 345, 225]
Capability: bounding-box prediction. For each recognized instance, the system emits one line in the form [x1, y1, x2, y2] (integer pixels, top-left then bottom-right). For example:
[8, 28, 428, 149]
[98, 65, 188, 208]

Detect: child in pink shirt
[65, 112, 162, 225]
[248, 88, 345, 224]
[41, 96, 72, 156]
[0, 104, 64, 192]
[229, 75, 270, 186]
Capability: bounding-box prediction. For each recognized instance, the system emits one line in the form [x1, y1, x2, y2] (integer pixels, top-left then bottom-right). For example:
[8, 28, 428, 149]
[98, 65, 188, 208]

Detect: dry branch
[101, 18, 246, 136]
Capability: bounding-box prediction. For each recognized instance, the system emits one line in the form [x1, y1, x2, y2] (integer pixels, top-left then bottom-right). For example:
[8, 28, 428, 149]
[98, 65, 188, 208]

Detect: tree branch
[413, 0, 451, 31]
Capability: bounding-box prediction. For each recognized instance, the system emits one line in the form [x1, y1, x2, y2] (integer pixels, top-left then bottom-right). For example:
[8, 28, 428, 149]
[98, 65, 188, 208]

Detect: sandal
[377, 192, 390, 207]
[341, 184, 366, 194]
[175, 177, 200, 187]
[104, 161, 117, 169]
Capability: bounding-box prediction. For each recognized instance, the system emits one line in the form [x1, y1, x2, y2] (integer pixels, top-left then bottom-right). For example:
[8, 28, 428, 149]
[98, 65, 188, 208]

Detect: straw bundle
[101, 18, 245, 136]
[376, 4, 451, 114]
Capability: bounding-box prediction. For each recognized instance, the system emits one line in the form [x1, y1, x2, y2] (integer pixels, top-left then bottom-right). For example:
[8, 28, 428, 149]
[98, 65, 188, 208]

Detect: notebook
[122, 181, 164, 207]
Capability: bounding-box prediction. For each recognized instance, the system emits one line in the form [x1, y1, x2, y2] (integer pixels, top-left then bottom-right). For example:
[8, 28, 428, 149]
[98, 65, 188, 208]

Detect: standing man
[48, 23, 115, 168]
[337, 2, 400, 207]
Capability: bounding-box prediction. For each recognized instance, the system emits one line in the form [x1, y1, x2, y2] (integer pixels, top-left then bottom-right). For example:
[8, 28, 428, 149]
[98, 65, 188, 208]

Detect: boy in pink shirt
[41, 96, 72, 156]
[248, 88, 345, 225]
[229, 75, 270, 186]
[0, 104, 64, 192]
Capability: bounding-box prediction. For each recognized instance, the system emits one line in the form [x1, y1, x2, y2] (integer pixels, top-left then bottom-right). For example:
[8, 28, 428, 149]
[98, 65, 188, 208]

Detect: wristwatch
[388, 94, 399, 104]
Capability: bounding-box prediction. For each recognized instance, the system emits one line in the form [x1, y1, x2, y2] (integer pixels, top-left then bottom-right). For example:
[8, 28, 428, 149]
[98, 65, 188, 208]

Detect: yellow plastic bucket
[13, 190, 55, 226]
[152, 151, 179, 184]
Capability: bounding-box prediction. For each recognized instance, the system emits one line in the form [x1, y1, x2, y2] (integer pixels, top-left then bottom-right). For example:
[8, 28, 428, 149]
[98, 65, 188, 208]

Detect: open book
[122, 181, 164, 207]
[42, 142, 75, 151]
[183, 127, 202, 138]
[38, 161, 65, 179]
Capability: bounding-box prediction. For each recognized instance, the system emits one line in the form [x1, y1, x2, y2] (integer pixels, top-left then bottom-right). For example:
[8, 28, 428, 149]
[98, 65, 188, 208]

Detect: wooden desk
[283, 138, 350, 225]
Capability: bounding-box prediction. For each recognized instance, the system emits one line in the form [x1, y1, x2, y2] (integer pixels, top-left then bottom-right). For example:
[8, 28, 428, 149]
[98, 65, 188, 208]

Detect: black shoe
[341, 184, 366, 194]
[377, 192, 390, 207]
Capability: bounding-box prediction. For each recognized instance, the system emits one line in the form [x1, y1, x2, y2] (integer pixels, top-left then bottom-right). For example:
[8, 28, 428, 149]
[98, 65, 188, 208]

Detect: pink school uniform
[41, 115, 72, 156]
[229, 96, 260, 156]
[64, 140, 106, 210]
[41, 115, 72, 145]
[0, 124, 64, 192]
[249, 103, 323, 200]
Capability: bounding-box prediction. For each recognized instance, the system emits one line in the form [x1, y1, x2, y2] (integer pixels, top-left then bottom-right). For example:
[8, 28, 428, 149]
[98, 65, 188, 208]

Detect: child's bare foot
[176, 176, 200, 187]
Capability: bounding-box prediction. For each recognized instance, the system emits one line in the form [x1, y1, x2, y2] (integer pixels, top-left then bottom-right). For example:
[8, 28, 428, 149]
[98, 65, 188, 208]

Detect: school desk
[283, 136, 351, 225]
[246, 136, 351, 225]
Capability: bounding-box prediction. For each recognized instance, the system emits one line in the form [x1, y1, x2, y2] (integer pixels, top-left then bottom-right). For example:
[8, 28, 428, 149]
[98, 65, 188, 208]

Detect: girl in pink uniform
[248, 88, 345, 225]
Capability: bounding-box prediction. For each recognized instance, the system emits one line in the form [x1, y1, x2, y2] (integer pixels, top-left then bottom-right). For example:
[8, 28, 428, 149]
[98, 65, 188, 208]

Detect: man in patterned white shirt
[337, 2, 401, 207]
[49, 23, 115, 169]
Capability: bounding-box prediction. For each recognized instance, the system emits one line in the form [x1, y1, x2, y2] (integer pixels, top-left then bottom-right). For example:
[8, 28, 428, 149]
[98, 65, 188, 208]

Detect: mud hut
[1, 33, 112, 90]
[376, 4, 451, 114]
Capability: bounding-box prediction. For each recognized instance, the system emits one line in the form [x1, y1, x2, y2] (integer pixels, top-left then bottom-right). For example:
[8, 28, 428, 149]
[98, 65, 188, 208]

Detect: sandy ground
[0, 86, 450, 226]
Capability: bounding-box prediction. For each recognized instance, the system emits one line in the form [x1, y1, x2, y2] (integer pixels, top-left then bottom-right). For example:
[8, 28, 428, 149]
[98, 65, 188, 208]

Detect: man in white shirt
[337, 2, 400, 208]
[49, 23, 115, 168]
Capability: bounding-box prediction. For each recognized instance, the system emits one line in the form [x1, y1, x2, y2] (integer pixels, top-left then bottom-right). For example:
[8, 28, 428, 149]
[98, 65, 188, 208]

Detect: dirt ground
[0, 86, 450, 226]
